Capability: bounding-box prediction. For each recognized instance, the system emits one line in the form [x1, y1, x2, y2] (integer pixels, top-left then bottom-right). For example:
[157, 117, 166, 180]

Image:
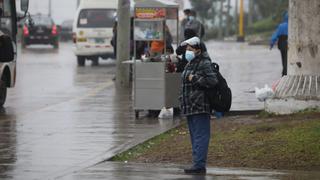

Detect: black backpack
[207, 62, 232, 112]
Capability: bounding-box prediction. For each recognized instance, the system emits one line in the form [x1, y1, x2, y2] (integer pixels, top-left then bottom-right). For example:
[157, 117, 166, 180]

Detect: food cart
[132, 0, 180, 118]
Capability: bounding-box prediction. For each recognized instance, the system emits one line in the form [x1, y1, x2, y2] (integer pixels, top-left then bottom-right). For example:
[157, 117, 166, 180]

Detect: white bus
[73, 0, 118, 66]
[0, 0, 29, 106]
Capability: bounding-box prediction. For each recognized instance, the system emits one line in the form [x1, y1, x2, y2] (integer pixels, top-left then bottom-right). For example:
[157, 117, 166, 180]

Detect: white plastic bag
[255, 84, 274, 102]
[158, 107, 174, 119]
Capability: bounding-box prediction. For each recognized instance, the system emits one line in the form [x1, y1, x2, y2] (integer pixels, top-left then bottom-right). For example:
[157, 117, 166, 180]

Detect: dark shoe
[184, 167, 206, 175]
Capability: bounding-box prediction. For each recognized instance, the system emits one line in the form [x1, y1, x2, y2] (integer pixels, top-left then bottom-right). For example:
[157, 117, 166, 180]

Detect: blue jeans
[187, 113, 211, 169]
[214, 111, 224, 119]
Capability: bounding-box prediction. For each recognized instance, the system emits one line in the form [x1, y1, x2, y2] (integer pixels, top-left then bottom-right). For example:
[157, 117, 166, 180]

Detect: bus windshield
[77, 9, 116, 28]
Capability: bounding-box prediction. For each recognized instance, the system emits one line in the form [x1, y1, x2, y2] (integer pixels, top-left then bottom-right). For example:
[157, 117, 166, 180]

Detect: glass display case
[134, 19, 164, 41]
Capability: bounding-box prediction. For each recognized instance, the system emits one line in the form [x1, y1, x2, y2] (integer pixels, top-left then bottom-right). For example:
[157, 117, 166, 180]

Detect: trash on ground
[255, 84, 274, 102]
[158, 107, 174, 119]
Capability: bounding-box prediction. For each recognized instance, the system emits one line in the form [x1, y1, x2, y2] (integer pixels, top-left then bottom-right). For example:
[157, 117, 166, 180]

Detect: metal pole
[49, 0, 52, 17]
[116, 0, 131, 88]
[218, 0, 224, 39]
[237, 0, 245, 42]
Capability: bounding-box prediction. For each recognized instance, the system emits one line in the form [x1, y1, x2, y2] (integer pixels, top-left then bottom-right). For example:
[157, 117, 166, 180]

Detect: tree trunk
[248, 0, 254, 33]
[225, 0, 231, 37]
[218, 0, 224, 39]
[288, 0, 320, 75]
[266, 0, 320, 114]
[234, 0, 238, 35]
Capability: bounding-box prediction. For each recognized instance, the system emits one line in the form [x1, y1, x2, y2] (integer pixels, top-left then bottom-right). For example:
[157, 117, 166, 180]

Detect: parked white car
[73, 0, 118, 66]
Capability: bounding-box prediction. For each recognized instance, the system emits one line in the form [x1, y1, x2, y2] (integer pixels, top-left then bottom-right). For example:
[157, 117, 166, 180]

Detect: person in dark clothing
[111, 21, 117, 58]
[179, 37, 218, 175]
[185, 10, 205, 39]
[176, 29, 207, 72]
[180, 9, 191, 40]
[270, 12, 288, 76]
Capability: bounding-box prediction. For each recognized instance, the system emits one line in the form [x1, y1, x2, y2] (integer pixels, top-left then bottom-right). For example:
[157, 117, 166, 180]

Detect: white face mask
[185, 50, 195, 62]
[188, 16, 195, 21]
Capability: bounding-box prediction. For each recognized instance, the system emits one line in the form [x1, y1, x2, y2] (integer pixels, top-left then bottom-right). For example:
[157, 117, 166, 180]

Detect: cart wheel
[135, 110, 139, 119]
[148, 110, 160, 118]
[173, 108, 181, 116]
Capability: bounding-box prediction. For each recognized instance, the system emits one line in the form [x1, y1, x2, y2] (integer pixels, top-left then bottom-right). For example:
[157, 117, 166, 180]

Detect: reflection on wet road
[0, 43, 180, 179]
[66, 162, 320, 180]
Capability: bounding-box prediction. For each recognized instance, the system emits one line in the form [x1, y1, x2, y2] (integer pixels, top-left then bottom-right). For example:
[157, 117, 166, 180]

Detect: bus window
[0, 0, 13, 37]
[3, 0, 12, 16]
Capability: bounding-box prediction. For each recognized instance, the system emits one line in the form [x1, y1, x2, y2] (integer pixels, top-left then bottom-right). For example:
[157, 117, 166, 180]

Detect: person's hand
[188, 74, 194, 82]
[270, 44, 274, 50]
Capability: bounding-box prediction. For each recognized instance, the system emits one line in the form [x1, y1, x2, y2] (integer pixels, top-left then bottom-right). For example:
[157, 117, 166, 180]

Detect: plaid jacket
[179, 54, 218, 116]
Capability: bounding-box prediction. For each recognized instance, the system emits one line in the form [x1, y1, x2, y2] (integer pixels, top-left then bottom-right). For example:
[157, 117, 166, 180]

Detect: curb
[225, 110, 262, 116]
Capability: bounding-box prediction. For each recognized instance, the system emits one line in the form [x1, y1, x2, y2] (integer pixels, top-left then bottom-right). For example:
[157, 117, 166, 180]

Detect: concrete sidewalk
[64, 162, 320, 180]
[206, 41, 282, 111]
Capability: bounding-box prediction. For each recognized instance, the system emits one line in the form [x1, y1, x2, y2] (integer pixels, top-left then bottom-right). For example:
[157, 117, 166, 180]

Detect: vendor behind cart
[149, 25, 174, 58]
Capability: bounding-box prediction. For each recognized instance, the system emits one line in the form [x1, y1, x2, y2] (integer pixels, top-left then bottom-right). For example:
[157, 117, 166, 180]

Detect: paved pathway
[206, 41, 281, 111]
[64, 162, 320, 180]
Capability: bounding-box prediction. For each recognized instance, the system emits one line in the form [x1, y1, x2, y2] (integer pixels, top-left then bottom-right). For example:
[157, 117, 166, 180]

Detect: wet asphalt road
[1, 42, 180, 179]
[0, 41, 298, 179]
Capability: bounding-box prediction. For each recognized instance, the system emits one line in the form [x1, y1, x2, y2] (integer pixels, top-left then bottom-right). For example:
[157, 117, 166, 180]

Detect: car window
[77, 9, 116, 28]
[32, 16, 53, 26]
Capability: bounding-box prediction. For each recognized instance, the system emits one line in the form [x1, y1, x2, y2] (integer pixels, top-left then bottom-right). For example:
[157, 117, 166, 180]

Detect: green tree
[189, 0, 219, 23]
[249, 0, 288, 34]
[254, 0, 288, 21]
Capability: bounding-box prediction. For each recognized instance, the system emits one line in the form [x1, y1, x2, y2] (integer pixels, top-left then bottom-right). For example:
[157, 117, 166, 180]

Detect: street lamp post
[48, 0, 52, 17]
[237, 0, 245, 42]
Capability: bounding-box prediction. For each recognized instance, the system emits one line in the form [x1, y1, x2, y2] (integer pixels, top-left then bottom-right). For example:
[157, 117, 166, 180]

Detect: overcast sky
[28, 0, 78, 24]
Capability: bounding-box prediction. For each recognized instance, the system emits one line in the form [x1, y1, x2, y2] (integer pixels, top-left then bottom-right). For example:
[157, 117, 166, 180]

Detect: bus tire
[0, 80, 7, 107]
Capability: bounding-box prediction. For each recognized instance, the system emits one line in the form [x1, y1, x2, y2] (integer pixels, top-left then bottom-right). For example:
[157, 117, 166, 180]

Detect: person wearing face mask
[179, 37, 218, 175]
[180, 9, 191, 40]
[185, 10, 205, 39]
[176, 28, 207, 72]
